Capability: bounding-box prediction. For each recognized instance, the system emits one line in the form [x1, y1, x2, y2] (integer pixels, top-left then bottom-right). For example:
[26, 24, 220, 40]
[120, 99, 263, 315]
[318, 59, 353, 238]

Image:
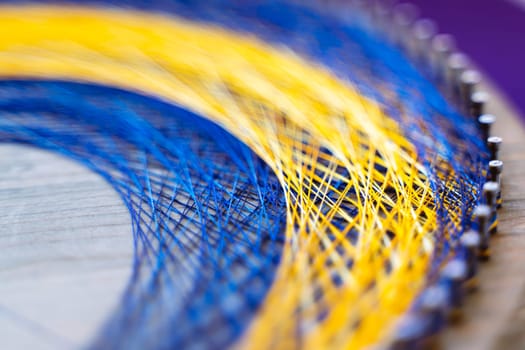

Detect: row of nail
[343, 1, 505, 348]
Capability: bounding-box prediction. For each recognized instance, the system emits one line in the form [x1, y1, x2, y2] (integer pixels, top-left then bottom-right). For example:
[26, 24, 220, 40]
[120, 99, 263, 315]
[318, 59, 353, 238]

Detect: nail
[460, 70, 481, 114]
[393, 3, 420, 49]
[487, 136, 502, 161]
[488, 160, 503, 182]
[483, 181, 499, 207]
[478, 114, 496, 142]
[473, 205, 491, 260]
[470, 91, 489, 118]
[390, 314, 426, 350]
[460, 230, 480, 287]
[489, 160, 503, 208]
[446, 53, 469, 102]
[441, 259, 467, 321]
[370, 2, 391, 36]
[431, 34, 456, 82]
[412, 19, 437, 65]
[420, 285, 447, 334]
[483, 181, 499, 235]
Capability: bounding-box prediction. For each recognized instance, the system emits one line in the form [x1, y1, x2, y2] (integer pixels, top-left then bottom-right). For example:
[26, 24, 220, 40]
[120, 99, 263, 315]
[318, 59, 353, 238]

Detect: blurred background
[411, 0, 525, 117]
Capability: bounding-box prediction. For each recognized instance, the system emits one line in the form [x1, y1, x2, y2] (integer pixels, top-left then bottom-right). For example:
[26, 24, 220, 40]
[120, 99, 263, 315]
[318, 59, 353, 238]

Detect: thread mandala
[0, 1, 490, 349]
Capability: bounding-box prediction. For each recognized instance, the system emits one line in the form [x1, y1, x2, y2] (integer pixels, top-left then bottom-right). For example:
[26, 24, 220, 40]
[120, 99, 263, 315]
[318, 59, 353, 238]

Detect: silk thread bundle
[0, 1, 489, 349]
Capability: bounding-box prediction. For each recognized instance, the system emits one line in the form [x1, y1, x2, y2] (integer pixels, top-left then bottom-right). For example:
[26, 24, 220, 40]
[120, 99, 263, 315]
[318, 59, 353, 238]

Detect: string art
[0, 1, 499, 349]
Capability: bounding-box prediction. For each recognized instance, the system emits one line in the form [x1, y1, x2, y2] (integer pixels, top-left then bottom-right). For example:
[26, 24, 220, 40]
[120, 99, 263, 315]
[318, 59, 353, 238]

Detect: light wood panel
[0, 81, 523, 349]
[0, 145, 133, 349]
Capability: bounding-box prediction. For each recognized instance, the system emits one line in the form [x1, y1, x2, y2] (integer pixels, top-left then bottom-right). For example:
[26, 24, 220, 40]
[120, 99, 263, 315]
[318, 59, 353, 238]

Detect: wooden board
[0, 80, 523, 349]
[441, 82, 525, 350]
[0, 146, 133, 349]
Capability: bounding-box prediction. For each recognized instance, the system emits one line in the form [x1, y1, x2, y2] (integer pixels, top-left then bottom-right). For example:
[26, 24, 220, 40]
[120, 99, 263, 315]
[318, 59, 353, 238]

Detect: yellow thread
[0, 5, 439, 348]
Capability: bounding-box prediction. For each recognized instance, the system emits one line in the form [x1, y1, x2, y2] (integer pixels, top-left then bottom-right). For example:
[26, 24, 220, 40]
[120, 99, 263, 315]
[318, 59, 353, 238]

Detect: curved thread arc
[0, 79, 287, 349]
[0, 5, 442, 349]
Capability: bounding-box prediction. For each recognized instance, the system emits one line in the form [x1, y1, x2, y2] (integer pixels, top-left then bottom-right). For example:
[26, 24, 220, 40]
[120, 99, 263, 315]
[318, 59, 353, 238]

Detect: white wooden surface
[0, 145, 133, 349]
[0, 82, 523, 349]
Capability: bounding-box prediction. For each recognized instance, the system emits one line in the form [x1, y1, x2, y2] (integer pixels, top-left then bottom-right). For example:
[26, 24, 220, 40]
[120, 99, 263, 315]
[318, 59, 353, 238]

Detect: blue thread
[0, 0, 491, 347]
[0, 79, 287, 349]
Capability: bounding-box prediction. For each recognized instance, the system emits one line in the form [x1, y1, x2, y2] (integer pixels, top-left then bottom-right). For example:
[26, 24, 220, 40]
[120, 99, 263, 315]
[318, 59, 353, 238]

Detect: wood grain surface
[0, 81, 523, 350]
[440, 82, 525, 350]
[0, 146, 133, 349]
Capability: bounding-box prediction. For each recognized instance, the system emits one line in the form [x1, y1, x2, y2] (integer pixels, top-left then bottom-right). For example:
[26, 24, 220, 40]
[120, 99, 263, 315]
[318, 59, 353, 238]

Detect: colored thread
[0, 1, 489, 349]
[0, 80, 286, 349]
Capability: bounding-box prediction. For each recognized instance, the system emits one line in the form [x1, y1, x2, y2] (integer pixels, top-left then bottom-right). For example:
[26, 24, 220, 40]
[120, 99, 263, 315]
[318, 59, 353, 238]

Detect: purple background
[410, 0, 525, 119]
